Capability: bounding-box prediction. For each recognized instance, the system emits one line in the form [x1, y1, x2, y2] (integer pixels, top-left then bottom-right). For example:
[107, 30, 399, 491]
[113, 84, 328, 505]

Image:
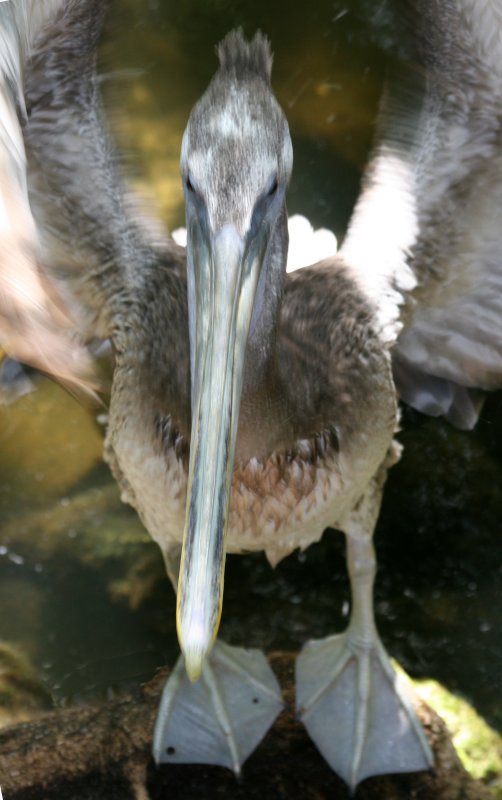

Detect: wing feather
[0, 1, 94, 392]
[341, 0, 502, 427]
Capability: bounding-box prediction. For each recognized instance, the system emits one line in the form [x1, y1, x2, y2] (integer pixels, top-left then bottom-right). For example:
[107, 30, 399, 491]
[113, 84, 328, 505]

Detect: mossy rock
[417, 678, 502, 799]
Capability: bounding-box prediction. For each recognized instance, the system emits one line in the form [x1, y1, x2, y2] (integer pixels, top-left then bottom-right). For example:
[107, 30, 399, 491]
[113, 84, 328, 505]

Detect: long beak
[177, 220, 266, 680]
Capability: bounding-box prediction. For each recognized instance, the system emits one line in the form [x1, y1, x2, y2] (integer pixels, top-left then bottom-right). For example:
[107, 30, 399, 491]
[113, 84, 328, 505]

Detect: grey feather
[217, 29, 273, 83]
[0, 0, 93, 392]
[342, 0, 502, 427]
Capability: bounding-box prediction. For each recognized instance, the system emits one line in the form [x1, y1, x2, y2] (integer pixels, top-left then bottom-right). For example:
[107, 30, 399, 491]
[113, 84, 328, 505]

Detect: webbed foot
[153, 640, 283, 774]
[296, 632, 433, 791]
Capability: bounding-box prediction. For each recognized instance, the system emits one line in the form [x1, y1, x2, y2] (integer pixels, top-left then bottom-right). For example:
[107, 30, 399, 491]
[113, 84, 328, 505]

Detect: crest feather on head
[216, 29, 273, 82]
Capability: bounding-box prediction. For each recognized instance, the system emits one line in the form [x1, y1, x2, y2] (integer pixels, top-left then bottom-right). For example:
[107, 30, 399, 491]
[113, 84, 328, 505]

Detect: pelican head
[177, 30, 293, 679]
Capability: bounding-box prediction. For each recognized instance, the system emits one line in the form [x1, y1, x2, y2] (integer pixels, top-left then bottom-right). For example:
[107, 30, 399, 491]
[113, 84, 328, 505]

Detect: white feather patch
[171, 214, 338, 273]
[285, 214, 337, 272]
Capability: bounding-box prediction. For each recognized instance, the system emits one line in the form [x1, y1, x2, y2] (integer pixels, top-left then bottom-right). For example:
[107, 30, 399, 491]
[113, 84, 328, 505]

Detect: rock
[0, 653, 494, 800]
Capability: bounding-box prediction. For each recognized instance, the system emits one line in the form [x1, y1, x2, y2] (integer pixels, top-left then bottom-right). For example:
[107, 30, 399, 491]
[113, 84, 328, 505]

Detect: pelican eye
[267, 177, 278, 197]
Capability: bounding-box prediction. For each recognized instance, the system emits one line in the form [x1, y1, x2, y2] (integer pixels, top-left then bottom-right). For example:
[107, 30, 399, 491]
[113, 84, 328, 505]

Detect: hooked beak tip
[182, 643, 208, 682]
[184, 654, 204, 683]
[178, 613, 215, 681]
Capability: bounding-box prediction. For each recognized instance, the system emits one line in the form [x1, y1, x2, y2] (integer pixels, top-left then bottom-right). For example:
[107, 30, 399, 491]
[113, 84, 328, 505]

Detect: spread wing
[23, 0, 184, 339]
[340, 0, 502, 428]
[0, 0, 94, 392]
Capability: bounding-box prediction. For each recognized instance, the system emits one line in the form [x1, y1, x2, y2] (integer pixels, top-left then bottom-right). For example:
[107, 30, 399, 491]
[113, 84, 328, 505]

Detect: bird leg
[152, 548, 283, 774]
[296, 476, 433, 791]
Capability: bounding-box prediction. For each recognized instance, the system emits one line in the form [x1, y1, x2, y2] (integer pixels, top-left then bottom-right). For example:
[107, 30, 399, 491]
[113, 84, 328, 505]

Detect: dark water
[0, 0, 500, 749]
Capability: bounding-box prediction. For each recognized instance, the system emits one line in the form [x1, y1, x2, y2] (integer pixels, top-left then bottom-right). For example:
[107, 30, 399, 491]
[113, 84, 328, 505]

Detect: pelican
[5, 0, 502, 791]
